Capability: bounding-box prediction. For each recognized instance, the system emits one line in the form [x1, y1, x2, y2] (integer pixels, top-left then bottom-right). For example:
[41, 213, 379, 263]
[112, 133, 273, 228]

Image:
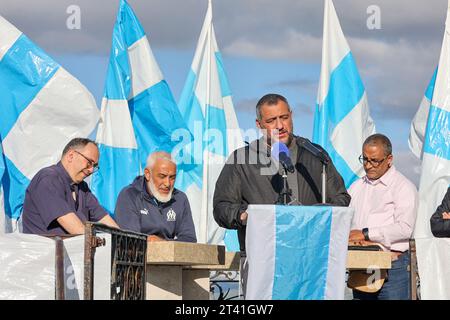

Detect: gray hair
[363, 134, 393, 156]
[256, 93, 291, 121]
[146, 151, 176, 170]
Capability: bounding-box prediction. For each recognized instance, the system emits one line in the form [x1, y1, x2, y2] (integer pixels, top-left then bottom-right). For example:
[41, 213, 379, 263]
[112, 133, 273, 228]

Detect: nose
[162, 177, 170, 188]
[275, 118, 284, 130]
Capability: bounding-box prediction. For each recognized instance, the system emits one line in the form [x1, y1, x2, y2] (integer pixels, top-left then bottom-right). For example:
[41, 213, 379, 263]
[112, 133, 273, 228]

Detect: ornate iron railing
[84, 222, 147, 300]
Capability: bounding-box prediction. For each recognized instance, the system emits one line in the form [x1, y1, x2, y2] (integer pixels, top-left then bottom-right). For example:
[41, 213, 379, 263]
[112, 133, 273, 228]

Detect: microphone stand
[277, 165, 290, 205]
[321, 162, 326, 204]
[295, 137, 329, 204]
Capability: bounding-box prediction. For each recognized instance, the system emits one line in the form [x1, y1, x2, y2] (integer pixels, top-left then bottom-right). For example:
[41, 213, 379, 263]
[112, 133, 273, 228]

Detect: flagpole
[201, 0, 213, 244]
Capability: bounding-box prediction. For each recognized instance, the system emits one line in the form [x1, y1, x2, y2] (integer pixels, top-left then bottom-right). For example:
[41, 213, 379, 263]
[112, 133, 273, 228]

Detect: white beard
[147, 178, 173, 203]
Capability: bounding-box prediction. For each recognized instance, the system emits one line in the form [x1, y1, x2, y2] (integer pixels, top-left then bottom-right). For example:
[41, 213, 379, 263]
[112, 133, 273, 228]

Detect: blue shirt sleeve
[114, 188, 142, 233]
[29, 175, 73, 229]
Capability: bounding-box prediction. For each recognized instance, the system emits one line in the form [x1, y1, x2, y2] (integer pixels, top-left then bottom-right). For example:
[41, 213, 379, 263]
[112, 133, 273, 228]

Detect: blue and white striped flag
[313, 0, 375, 188]
[414, 3, 450, 239]
[91, 0, 187, 214]
[0, 15, 99, 231]
[246, 205, 354, 300]
[176, 0, 244, 246]
[409, 68, 437, 159]
[0, 143, 4, 183]
[0, 144, 5, 233]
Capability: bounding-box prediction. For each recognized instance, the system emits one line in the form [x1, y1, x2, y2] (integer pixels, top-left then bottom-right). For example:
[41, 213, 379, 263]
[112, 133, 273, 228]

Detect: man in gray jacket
[213, 93, 350, 296]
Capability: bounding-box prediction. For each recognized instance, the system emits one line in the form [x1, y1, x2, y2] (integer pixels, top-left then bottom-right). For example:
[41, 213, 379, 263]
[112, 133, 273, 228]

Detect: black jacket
[213, 136, 351, 252]
[430, 187, 450, 238]
[114, 176, 197, 242]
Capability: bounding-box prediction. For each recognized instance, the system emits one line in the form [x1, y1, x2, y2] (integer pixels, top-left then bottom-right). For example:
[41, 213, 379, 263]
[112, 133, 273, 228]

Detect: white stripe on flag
[96, 98, 138, 148]
[409, 96, 432, 159]
[194, 35, 224, 113]
[2, 67, 99, 179]
[0, 16, 21, 61]
[416, 238, 450, 299]
[325, 206, 354, 299]
[330, 92, 373, 179]
[128, 36, 163, 99]
[317, 0, 351, 105]
[246, 205, 276, 300]
[414, 155, 450, 238]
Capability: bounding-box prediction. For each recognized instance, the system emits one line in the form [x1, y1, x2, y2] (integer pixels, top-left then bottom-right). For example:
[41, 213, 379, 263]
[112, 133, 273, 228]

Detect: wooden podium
[346, 250, 391, 269]
[146, 241, 231, 300]
[145, 241, 392, 300]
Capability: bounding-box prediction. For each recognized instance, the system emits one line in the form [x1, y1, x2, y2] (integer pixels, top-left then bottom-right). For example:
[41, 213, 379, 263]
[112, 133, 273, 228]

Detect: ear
[144, 168, 151, 181]
[256, 119, 261, 129]
[387, 154, 393, 167]
[66, 150, 74, 163]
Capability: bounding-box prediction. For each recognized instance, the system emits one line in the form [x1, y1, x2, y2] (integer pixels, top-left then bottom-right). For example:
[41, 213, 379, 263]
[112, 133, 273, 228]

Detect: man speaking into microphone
[213, 93, 350, 297]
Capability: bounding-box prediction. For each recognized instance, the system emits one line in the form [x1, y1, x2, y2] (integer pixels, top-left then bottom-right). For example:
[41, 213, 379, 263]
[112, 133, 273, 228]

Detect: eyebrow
[265, 113, 290, 121]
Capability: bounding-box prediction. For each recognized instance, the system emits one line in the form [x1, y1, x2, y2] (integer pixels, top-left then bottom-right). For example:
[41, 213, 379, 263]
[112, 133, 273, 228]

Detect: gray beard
[147, 179, 173, 203]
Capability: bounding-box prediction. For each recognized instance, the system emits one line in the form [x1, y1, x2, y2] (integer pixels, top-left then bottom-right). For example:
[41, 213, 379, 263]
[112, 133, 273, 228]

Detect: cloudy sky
[2, 0, 446, 186]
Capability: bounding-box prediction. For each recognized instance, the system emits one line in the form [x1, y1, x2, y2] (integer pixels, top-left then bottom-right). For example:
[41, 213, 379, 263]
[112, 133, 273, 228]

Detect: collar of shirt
[362, 165, 397, 187]
[56, 161, 76, 186]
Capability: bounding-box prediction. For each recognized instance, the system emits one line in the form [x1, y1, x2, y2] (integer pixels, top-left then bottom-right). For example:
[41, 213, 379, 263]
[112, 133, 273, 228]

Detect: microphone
[271, 141, 295, 173]
[297, 138, 329, 164]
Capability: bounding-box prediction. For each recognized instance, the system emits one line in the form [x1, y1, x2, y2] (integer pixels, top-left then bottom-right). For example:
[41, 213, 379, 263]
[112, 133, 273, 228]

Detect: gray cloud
[1, 0, 446, 123]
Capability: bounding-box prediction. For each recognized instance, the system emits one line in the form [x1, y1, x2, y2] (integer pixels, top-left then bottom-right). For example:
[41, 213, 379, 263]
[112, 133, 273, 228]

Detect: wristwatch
[362, 228, 370, 241]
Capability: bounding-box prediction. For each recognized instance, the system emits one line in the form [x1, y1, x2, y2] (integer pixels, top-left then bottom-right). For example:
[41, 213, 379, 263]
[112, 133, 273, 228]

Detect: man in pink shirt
[348, 134, 418, 300]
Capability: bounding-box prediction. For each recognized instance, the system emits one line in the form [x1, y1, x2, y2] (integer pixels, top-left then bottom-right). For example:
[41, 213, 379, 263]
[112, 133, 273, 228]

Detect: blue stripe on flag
[272, 206, 332, 300]
[325, 142, 359, 187]
[129, 80, 189, 171]
[178, 70, 198, 119]
[0, 34, 59, 138]
[0, 149, 4, 182]
[312, 103, 327, 147]
[425, 68, 438, 101]
[2, 156, 30, 219]
[91, 144, 139, 215]
[224, 229, 240, 252]
[320, 52, 365, 125]
[423, 105, 450, 161]
[104, 50, 131, 100]
[215, 52, 232, 98]
[205, 105, 228, 157]
[117, 0, 146, 48]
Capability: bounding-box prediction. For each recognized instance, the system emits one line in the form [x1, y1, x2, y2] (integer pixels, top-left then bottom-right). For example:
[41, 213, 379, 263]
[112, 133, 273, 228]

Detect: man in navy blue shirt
[114, 151, 196, 242]
[22, 138, 119, 235]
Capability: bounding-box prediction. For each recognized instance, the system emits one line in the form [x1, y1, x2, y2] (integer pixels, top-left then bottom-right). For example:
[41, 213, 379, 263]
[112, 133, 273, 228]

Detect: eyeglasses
[358, 155, 387, 168]
[74, 150, 99, 172]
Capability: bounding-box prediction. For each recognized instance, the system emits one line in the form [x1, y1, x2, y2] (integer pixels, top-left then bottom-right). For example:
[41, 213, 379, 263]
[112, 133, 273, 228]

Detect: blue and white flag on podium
[0, 15, 99, 231]
[91, 0, 187, 214]
[176, 0, 244, 246]
[0, 144, 4, 233]
[0, 144, 4, 183]
[313, 0, 375, 188]
[409, 68, 437, 159]
[246, 205, 354, 300]
[414, 3, 450, 239]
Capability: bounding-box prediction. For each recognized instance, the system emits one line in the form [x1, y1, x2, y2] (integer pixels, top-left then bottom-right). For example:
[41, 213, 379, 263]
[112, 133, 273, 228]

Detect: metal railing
[83, 222, 147, 300]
